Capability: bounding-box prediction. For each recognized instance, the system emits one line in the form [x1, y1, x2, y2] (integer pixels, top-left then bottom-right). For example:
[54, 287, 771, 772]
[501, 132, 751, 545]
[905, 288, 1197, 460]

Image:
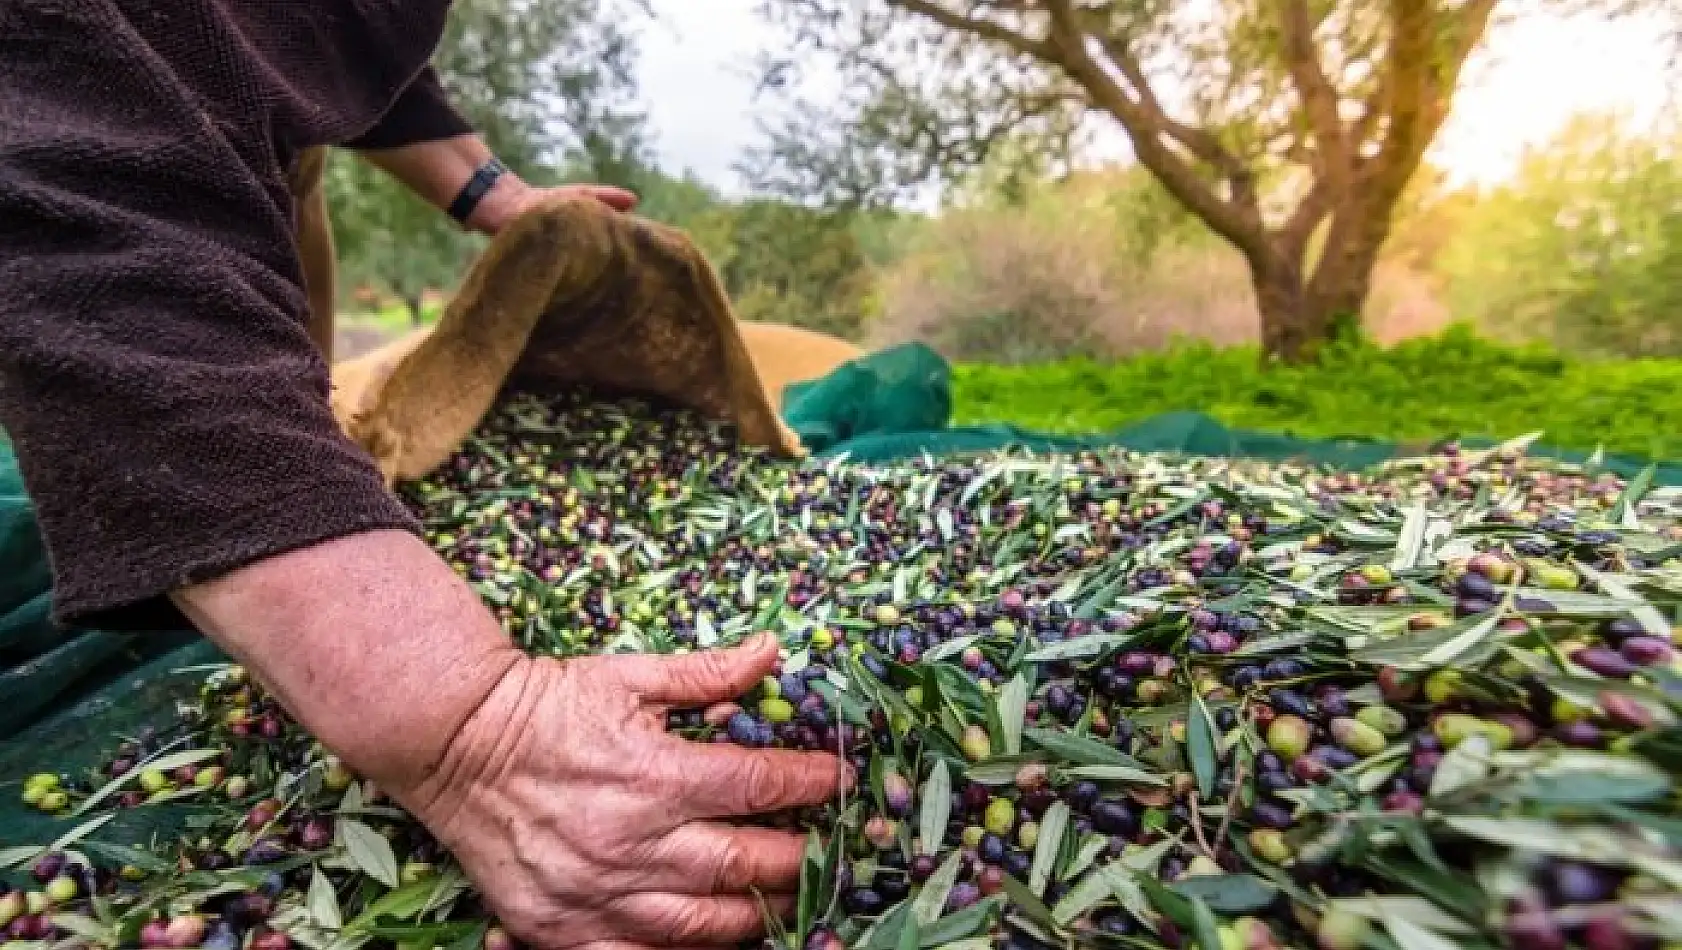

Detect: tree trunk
[1251, 257, 1372, 364]
[402, 292, 426, 327]
[1253, 265, 1321, 364]
[1254, 196, 1386, 364]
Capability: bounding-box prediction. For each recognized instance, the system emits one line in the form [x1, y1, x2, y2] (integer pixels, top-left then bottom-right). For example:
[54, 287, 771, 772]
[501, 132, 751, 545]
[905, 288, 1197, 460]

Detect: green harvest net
[4, 341, 1680, 852]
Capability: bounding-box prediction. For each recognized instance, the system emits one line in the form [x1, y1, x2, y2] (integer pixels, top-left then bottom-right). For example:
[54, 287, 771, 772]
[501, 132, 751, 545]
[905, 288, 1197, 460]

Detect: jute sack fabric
[326, 192, 813, 485]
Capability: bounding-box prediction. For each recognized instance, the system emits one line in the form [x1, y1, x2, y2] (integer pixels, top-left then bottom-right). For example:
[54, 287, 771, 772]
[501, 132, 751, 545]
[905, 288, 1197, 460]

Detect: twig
[1212, 757, 1248, 860]
[1186, 790, 1216, 861]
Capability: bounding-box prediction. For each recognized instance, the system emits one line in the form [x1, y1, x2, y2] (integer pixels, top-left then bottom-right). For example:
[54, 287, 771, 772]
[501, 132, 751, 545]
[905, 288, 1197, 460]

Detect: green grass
[950, 324, 1682, 462]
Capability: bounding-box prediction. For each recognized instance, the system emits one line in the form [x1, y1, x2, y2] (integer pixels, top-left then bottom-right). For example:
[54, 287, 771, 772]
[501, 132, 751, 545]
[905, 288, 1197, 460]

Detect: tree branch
[886, 0, 1054, 59]
[1278, 0, 1348, 183]
[1036, 0, 1269, 261]
[1277, 178, 1332, 268]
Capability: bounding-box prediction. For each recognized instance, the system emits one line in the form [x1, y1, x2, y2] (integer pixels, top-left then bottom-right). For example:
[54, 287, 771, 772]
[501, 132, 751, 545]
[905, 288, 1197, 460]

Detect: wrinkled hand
[391, 633, 847, 950]
[472, 180, 638, 235]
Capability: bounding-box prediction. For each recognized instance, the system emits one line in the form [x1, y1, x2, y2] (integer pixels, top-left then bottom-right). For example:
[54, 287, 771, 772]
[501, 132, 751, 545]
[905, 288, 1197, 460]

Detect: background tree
[742, 0, 1589, 362]
[1431, 110, 1682, 356]
[327, 0, 652, 321]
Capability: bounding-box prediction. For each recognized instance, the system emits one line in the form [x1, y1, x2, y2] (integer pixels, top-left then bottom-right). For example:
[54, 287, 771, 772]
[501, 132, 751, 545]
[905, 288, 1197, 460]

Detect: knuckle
[741, 755, 791, 813]
[709, 838, 753, 892]
[670, 901, 731, 944]
[697, 649, 736, 690]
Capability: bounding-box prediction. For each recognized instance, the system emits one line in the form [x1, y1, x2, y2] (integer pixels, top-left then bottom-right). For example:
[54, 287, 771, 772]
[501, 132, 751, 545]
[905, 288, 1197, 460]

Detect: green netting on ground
[5, 341, 1680, 850]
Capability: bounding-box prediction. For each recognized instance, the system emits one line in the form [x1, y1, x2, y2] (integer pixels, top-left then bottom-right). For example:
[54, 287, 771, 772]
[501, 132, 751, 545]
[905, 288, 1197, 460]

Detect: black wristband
[447, 157, 508, 225]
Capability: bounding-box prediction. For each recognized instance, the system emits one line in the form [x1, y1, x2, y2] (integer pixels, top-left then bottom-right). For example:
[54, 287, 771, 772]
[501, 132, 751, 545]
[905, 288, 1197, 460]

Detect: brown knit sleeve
[343, 66, 476, 150]
[0, 4, 421, 632]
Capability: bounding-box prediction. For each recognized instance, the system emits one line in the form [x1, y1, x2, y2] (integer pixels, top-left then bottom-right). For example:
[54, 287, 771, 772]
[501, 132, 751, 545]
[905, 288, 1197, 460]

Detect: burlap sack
[328, 192, 809, 486]
[736, 321, 864, 404]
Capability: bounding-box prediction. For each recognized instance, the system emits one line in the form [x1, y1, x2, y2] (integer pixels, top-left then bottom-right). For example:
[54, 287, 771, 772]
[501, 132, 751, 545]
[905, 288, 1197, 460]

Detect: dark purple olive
[1269, 689, 1312, 718]
[805, 928, 845, 950]
[875, 873, 910, 903]
[1251, 802, 1293, 829]
[945, 882, 981, 912]
[1547, 862, 1618, 905]
[1093, 909, 1135, 935]
[1091, 800, 1138, 836]
[1003, 849, 1032, 878]
[1456, 597, 1494, 617]
[909, 855, 937, 883]
[1603, 618, 1645, 644]
[1065, 781, 1101, 813]
[1457, 572, 1496, 600]
[31, 853, 65, 884]
[242, 839, 289, 866]
[1574, 647, 1638, 679]
[1021, 787, 1057, 816]
[226, 893, 275, 928]
[842, 887, 885, 915]
[1621, 636, 1674, 666]
[1557, 721, 1605, 748]
[1314, 746, 1360, 771]
[298, 817, 334, 851]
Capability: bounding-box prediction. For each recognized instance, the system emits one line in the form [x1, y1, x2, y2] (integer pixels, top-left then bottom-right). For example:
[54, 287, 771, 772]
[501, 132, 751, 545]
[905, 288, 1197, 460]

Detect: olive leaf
[46, 813, 117, 854]
[1168, 874, 1279, 914]
[1390, 503, 1430, 571]
[1023, 633, 1138, 662]
[1187, 694, 1218, 800]
[1427, 737, 1493, 800]
[996, 674, 1030, 756]
[1060, 764, 1168, 785]
[1610, 464, 1656, 525]
[1051, 869, 1112, 925]
[1029, 802, 1069, 897]
[1187, 895, 1223, 950]
[1383, 914, 1466, 950]
[910, 850, 963, 926]
[1025, 728, 1138, 767]
[1060, 834, 1110, 883]
[338, 818, 400, 889]
[997, 873, 1061, 936]
[309, 867, 345, 931]
[924, 634, 980, 663]
[917, 759, 952, 857]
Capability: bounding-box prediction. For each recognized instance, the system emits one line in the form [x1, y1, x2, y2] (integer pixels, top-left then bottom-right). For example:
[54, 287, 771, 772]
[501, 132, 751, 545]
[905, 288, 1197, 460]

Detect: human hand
[470, 180, 637, 236]
[392, 632, 848, 950]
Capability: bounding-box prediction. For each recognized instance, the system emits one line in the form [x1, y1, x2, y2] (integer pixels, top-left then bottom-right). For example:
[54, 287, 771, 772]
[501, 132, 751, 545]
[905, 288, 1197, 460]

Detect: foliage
[1429, 110, 1682, 357]
[745, 0, 1528, 361]
[951, 324, 1682, 461]
[872, 163, 1258, 362]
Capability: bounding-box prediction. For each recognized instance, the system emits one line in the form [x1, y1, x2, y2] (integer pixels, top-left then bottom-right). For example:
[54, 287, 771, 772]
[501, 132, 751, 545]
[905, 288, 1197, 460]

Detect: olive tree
[744, 0, 1635, 362]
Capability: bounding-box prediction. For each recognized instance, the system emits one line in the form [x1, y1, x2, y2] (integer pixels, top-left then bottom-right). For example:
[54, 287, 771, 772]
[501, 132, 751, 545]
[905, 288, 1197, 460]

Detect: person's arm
[344, 67, 635, 236]
[174, 530, 848, 949]
[2, 28, 837, 950]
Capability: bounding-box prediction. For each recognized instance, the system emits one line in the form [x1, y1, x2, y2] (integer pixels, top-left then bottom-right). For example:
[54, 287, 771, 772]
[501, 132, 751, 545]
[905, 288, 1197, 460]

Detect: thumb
[625, 632, 780, 707]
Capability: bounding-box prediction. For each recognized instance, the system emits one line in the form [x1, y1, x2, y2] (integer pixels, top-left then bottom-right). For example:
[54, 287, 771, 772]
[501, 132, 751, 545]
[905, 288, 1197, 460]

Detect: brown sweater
[0, 0, 475, 631]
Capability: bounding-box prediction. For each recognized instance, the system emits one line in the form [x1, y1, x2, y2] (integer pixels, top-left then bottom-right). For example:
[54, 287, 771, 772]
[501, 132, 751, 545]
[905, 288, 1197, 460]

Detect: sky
[635, 1, 1675, 195]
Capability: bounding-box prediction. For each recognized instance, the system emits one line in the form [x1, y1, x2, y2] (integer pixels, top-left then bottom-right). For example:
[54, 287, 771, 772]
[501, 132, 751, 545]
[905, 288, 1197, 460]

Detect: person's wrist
[389, 651, 550, 836]
[463, 172, 534, 237]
